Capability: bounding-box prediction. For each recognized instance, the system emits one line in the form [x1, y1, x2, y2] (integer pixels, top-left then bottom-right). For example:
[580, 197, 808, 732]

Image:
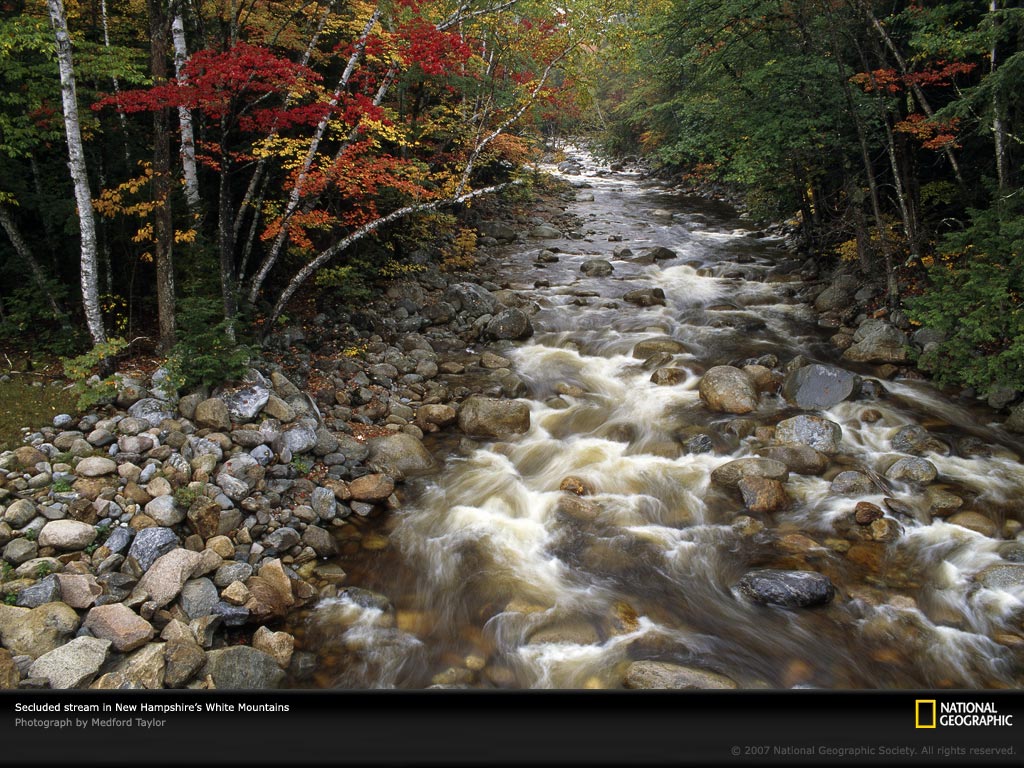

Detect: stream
[293, 149, 1024, 690]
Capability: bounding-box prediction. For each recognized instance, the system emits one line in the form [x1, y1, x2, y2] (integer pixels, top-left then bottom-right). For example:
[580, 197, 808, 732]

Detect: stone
[445, 282, 499, 316]
[56, 573, 102, 609]
[458, 396, 531, 439]
[633, 337, 687, 358]
[180, 578, 220, 620]
[762, 445, 829, 475]
[830, 471, 875, 496]
[224, 385, 271, 422]
[485, 308, 534, 340]
[947, 511, 998, 538]
[265, 527, 300, 552]
[977, 564, 1024, 591]
[842, 320, 911, 364]
[737, 476, 789, 513]
[622, 288, 666, 307]
[163, 639, 206, 688]
[580, 259, 613, 276]
[0, 648, 20, 689]
[775, 414, 842, 455]
[92, 642, 166, 689]
[650, 368, 688, 386]
[814, 282, 855, 312]
[891, 425, 949, 456]
[4, 499, 37, 527]
[301, 525, 337, 557]
[128, 398, 175, 427]
[274, 424, 318, 455]
[0, 602, 80, 658]
[1006, 403, 1024, 434]
[127, 527, 178, 572]
[194, 397, 232, 431]
[623, 661, 736, 690]
[854, 502, 884, 526]
[310, 487, 337, 521]
[698, 366, 758, 414]
[348, 473, 395, 502]
[15, 575, 60, 608]
[736, 569, 835, 608]
[885, 457, 938, 484]
[417, 404, 457, 429]
[530, 224, 561, 239]
[131, 548, 203, 608]
[75, 456, 117, 477]
[262, 394, 295, 423]
[782, 364, 859, 410]
[38, 519, 96, 550]
[710, 458, 789, 489]
[252, 625, 294, 668]
[203, 646, 284, 689]
[144, 496, 185, 527]
[3, 538, 38, 565]
[28, 637, 110, 689]
[84, 603, 155, 652]
[216, 454, 265, 498]
[366, 434, 434, 481]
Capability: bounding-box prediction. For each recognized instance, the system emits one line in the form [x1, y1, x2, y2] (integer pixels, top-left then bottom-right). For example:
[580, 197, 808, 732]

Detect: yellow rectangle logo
[916, 699, 937, 729]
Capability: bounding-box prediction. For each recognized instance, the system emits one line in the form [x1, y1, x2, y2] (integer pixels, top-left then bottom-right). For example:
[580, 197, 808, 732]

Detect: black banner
[1, 690, 1021, 766]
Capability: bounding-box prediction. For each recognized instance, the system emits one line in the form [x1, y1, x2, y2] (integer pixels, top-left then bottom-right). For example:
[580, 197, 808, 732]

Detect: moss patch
[0, 378, 74, 451]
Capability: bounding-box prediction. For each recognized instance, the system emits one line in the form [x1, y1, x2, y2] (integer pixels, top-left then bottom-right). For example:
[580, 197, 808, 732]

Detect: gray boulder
[458, 396, 531, 439]
[224, 385, 271, 422]
[782, 364, 859, 410]
[203, 646, 284, 689]
[775, 415, 842, 455]
[698, 366, 758, 414]
[366, 433, 436, 480]
[623, 661, 736, 689]
[28, 637, 111, 689]
[842, 320, 911, 364]
[485, 308, 534, 340]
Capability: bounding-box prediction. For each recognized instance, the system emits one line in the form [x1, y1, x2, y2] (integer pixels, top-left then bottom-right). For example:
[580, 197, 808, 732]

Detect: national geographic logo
[916, 699, 1014, 728]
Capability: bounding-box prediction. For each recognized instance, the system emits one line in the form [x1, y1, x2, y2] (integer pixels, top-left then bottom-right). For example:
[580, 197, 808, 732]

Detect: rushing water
[296, 149, 1024, 690]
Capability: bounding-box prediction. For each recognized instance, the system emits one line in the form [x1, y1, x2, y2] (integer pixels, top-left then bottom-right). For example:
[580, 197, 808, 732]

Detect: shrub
[61, 337, 129, 410]
[163, 297, 251, 391]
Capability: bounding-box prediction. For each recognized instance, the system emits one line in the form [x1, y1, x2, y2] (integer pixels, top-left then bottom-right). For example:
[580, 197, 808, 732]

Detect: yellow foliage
[440, 228, 478, 271]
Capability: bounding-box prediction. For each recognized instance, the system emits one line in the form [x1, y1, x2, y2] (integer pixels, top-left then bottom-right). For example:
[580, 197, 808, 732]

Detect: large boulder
[735, 569, 835, 608]
[698, 366, 758, 414]
[891, 425, 949, 456]
[38, 520, 96, 550]
[224, 385, 271, 422]
[128, 398, 175, 427]
[782, 364, 859, 410]
[445, 283, 498, 316]
[75, 456, 117, 477]
[83, 603, 155, 652]
[131, 548, 203, 609]
[775, 415, 843, 455]
[458, 397, 531, 439]
[762, 445, 829, 475]
[842, 320, 912, 364]
[0, 602, 80, 658]
[885, 456, 937, 484]
[581, 259, 613, 277]
[366, 433, 436, 480]
[28, 637, 111, 689]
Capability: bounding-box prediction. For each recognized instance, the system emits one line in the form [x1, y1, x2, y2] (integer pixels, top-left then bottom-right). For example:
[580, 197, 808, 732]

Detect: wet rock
[698, 366, 758, 414]
[623, 661, 736, 690]
[417, 404, 457, 430]
[926, 489, 963, 518]
[485, 308, 534, 340]
[782, 364, 859, 410]
[947, 511, 998, 538]
[530, 224, 561, 239]
[367, 433, 436, 480]
[301, 525, 337, 558]
[735, 569, 835, 608]
[977, 564, 1024, 590]
[581, 259, 613, 276]
[885, 457, 937, 484]
[622, 288, 666, 307]
[869, 517, 902, 542]
[458, 396, 531, 439]
[842, 320, 911, 364]
[891, 425, 949, 456]
[854, 502, 884, 525]
[38, 519, 96, 550]
[0, 602, 80, 658]
[1005, 403, 1024, 434]
[76, 456, 117, 477]
[646, 246, 677, 261]
[527, 618, 600, 645]
[650, 368, 688, 386]
[348, 473, 395, 502]
[83, 603, 155, 652]
[203, 646, 284, 689]
[28, 637, 110, 689]
[830, 471, 875, 496]
[775, 415, 842, 455]
[737, 477, 789, 513]
[633, 338, 687, 358]
[763, 445, 829, 475]
[711, 458, 789, 489]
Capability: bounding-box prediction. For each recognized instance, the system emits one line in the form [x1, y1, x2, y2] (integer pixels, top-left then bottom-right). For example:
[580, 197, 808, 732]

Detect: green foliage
[83, 524, 111, 555]
[163, 297, 251, 391]
[909, 194, 1024, 394]
[289, 455, 313, 476]
[2, 591, 15, 605]
[173, 485, 205, 509]
[51, 477, 73, 493]
[23, 527, 37, 542]
[0, 562, 11, 582]
[0, 280, 77, 355]
[34, 561, 53, 579]
[61, 337, 130, 410]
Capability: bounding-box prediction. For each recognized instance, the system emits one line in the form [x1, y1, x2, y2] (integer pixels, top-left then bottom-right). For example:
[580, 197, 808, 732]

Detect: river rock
[367, 433, 436, 480]
[735, 569, 835, 608]
[15, 575, 59, 608]
[3, 499, 36, 527]
[203, 646, 284, 689]
[622, 288, 665, 307]
[92, 642, 166, 689]
[478, 221, 516, 241]
[854, 502, 884, 525]
[581, 259, 613, 276]
[216, 454, 264, 498]
[127, 527, 178, 572]
[252, 625, 294, 669]
[633, 338, 687, 358]
[4, 538, 37, 565]
[698, 366, 758, 414]
[128, 398, 175, 427]
[194, 398, 231, 431]
[842, 320, 911, 364]
[56, 573, 102, 609]
[977, 564, 1024, 590]
[275, 424, 317, 455]
[885, 457, 937, 484]
[348, 473, 395, 502]
[301, 525, 337, 558]
[144, 496, 185, 527]
[458, 396, 531, 439]
[762, 445, 829, 475]
[131, 548, 203, 608]
[485, 308, 534, 340]
[0, 602, 80, 658]
[28, 636, 111, 689]
[711, 458, 788, 489]
[650, 368, 688, 386]
[623, 661, 737, 690]
[782, 364, 859, 410]
[76, 456, 117, 477]
[1005, 403, 1024, 434]
[38, 519, 96, 550]
[530, 224, 561, 239]
[947, 511, 998, 538]
[164, 639, 206, 688]
[775, 415, 842, 455]
[445, 283, 498, 316]
[891, 425, 949, 456]
[830, 470, 875, 496]
[814, 281, 856, 312]
[224, 385, 271, 422]
[737, 476, 789, 513]
[84, 603, 155, 652]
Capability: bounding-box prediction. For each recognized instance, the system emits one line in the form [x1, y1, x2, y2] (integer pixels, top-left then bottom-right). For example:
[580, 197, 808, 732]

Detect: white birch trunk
[171, 7, 202, 214]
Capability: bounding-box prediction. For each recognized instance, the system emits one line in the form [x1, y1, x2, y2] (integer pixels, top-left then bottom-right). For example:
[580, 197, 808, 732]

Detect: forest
[0, 0, 1021, 396]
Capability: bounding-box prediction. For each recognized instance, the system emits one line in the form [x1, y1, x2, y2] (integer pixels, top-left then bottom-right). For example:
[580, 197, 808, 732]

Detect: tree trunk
[990, 0, 1010, 193]
[171, 4, 202, 215]
[149, 0, 176, 351]
[46, 0, 106, 347]
[0, 205, 71, 328]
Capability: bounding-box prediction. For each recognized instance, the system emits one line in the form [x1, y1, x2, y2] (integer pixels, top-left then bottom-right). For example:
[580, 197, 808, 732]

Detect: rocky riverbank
[0, 176, 586, 690]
